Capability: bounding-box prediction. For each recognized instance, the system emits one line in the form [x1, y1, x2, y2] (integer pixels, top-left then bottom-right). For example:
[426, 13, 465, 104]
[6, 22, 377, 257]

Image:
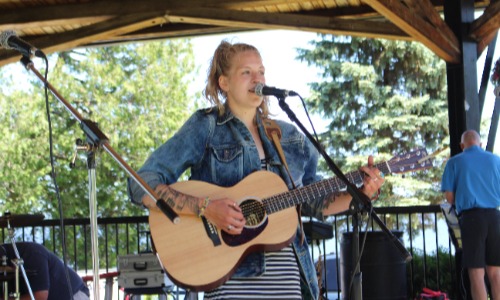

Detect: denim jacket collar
[216, 105, 235, 125]
[215, 105, 263, 126]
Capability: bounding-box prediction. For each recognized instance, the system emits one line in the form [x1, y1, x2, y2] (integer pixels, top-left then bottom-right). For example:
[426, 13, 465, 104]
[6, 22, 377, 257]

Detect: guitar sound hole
[240, 199, 266, 227]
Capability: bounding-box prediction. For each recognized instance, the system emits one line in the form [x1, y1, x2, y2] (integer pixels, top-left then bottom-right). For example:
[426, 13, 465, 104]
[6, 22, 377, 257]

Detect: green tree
[297, 36, 449, 206]
[0, 40, 198, 219]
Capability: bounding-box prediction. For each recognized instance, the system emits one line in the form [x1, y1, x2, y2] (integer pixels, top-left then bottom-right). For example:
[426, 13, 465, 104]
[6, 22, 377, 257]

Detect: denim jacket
[128, 107, 325, 299]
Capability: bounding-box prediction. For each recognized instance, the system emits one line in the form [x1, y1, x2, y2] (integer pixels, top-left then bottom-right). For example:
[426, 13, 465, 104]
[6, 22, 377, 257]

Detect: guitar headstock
[386, 148, 433, 174]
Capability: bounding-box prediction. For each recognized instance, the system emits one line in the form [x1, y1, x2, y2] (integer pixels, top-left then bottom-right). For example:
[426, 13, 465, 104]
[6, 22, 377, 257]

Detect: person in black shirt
[0, 242, 89, 300]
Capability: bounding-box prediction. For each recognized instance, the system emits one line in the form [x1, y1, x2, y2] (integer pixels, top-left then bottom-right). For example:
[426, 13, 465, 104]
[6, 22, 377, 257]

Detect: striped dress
[204, 158, 302, 299]
[203, 246, 302, 299]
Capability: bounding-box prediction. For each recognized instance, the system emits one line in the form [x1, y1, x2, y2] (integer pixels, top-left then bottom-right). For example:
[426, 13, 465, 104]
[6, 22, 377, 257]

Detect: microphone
[0, 30, 45, 58]
[254, 82, 298, 98]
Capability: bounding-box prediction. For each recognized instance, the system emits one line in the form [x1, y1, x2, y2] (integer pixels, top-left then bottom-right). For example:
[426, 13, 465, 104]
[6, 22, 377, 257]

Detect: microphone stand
[275, 95, 411, 300]
[18, 56, 180, 299]
[5, 216, 35, 300]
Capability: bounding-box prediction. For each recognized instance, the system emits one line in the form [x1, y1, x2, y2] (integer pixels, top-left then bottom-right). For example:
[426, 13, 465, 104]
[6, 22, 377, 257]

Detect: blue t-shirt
[441, 145, 500, 214]
[1, 242, 89, 300]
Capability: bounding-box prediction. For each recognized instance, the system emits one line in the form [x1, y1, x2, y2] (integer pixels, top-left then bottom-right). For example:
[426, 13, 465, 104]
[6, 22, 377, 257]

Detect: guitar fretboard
[263, 161, 391, 214]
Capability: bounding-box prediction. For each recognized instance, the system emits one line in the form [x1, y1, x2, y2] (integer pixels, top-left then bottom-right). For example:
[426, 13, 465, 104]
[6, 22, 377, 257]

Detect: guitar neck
[263, 161, 391, 214]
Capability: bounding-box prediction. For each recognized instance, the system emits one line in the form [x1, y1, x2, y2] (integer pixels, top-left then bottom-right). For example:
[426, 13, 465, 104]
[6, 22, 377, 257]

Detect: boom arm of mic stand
[20, 57, 179, 224]
[275, 96, 411, 262]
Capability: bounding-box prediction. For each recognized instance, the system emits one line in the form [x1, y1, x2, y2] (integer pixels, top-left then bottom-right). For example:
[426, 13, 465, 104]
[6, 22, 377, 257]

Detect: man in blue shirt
[0, 242, 89, 300]
[441, 129, 500, 299]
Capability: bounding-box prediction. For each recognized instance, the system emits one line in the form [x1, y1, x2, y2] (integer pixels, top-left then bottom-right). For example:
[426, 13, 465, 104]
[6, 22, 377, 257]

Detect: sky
[190, 30, 319, 98]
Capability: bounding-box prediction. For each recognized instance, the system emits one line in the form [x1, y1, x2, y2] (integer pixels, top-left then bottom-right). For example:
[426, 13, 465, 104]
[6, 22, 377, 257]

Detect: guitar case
[118, 252, 173, 290]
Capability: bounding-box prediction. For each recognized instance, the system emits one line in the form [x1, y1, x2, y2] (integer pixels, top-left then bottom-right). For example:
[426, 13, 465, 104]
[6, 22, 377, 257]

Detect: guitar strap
[262, 118, 305, 245]
[262, 118, 296, 189]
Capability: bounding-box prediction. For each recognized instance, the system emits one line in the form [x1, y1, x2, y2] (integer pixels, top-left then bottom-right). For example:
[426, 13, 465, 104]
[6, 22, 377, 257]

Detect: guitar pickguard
[222, 198, 268, 247]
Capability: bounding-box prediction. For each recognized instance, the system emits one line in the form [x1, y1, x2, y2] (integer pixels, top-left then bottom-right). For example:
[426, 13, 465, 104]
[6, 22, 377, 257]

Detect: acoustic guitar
[148, 148, 432, 291]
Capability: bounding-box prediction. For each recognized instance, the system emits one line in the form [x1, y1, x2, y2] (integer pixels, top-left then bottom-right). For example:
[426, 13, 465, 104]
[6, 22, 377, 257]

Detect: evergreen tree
[297, 36, 449, 206]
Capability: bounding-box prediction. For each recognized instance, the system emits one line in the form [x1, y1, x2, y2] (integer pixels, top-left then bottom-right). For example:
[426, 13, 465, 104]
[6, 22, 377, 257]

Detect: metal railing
[1, 205, 458, 299]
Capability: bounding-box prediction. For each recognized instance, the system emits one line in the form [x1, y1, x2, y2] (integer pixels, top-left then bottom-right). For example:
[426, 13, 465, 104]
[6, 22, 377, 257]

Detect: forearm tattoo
[323, 191, 348, 208]
[156, 186, 199, 214]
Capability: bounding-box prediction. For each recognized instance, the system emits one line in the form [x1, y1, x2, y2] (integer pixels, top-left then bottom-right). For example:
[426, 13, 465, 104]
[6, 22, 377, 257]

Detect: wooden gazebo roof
[0, 0, 497, 67]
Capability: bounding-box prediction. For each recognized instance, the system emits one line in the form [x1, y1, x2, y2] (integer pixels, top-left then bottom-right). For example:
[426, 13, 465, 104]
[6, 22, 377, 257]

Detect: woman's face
[219, 50, 265, 113]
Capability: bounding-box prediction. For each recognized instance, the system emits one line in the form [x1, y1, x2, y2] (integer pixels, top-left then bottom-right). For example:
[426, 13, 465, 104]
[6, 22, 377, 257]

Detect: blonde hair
[203, 40, 270, 117]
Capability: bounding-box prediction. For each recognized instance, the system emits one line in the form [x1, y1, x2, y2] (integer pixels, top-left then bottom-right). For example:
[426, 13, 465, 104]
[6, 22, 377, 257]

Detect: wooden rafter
[0, 0, 332, 31]
[0, 0, 193, 31]
[165, 7, 408, 40]
[470, 1, 500, 55]
[0, 13, 166, 66]
[0, 0, 498, 68]
[406, 0, 459, 47]
[363, 0, 460, 63]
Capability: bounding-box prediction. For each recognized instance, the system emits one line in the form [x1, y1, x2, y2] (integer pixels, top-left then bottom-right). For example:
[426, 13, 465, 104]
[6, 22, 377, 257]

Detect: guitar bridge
[202, 216, 221, 246]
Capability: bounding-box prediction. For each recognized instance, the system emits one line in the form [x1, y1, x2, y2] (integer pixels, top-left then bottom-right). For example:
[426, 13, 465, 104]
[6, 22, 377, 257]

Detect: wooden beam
[210, 0, 325, 10]
[164, 7, 409, 40]
[364, 0, 460, 63]
[0, 0, 182, 31]
[402, 0, 454, 47]
[0, 16, 111, 31]
[405, 0, 459, 47]
[0, 0, 317, 31]
[0, 13, 166, 67]
[85, 25, 255, 46]
[470, 1, 500, 46]
[477, 30, 498, 57]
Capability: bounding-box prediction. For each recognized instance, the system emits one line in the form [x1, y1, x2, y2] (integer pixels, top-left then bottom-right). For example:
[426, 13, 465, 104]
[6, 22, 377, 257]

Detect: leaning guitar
[148, 148, 433, 291]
